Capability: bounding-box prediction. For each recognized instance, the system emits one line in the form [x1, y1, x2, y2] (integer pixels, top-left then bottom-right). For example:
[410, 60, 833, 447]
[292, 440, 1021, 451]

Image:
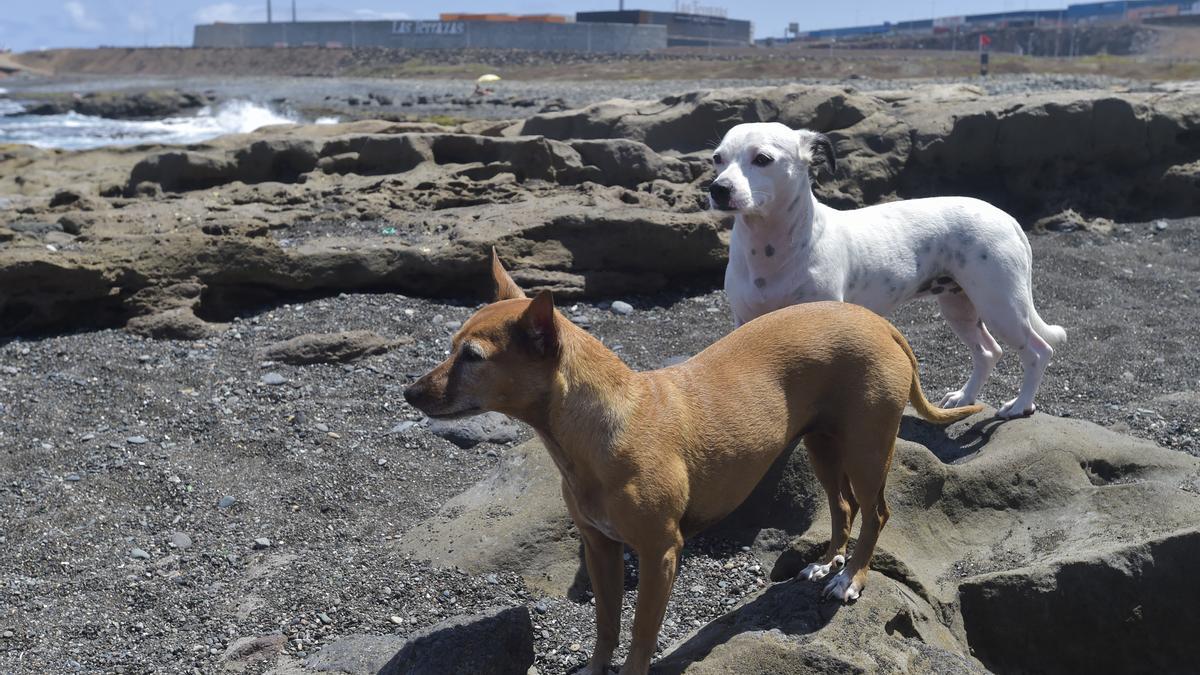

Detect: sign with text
[391, 21, 465, 35]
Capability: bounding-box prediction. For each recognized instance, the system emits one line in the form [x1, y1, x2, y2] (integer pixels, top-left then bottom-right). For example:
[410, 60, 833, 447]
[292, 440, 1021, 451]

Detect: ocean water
[0, 98, 337, 150]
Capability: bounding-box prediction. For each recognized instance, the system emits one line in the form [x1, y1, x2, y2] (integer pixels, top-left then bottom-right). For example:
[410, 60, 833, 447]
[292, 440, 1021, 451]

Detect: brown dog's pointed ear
[521, 289, 558, 355]
[491, 247, 526, 302]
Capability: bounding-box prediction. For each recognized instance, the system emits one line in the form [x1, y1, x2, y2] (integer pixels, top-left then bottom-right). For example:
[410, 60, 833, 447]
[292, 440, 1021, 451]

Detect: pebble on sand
[610, 301, 634, 315]
[389, 421, 417, 435]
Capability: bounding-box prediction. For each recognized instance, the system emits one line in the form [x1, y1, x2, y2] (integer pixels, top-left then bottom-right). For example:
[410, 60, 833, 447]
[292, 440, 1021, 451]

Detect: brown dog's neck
[530, 318, 641, 467]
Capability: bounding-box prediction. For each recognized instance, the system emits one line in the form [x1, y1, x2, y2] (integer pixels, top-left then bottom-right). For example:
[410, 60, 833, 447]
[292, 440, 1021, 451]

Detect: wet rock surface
[16, 88, 208, 119]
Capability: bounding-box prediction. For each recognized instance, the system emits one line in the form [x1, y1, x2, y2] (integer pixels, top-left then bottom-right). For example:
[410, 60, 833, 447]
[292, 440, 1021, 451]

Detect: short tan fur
[403, 249, 982, 675]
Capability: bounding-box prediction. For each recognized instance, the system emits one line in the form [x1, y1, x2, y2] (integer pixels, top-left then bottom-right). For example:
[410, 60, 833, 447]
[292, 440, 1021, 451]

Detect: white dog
[708, 122, 1065, 419]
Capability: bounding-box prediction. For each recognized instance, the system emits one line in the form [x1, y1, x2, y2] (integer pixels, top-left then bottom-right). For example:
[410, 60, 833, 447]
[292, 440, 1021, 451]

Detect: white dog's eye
[712, 153, 723, 165]
[752, 153, 774, 167]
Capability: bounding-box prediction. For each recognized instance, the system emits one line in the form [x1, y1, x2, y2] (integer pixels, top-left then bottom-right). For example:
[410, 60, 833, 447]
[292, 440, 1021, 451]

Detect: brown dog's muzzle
[402, 380, 428, 409]
[404, 360, 480, 419]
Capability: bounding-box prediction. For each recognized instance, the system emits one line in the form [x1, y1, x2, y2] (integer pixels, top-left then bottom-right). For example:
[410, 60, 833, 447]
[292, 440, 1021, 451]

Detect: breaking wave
[0, 99, 337, 150]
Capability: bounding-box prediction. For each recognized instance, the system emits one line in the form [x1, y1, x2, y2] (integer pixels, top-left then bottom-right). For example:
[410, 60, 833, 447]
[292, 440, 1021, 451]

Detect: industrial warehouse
[797, 0, 1200, 40]
[193, 7, 752, 53]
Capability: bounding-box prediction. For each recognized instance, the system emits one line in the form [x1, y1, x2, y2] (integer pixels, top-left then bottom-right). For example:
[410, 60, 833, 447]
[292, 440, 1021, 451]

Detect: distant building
[194, 17, 665, 52]
[788, 0, 1198, 41]
[576, 10, 752, 48]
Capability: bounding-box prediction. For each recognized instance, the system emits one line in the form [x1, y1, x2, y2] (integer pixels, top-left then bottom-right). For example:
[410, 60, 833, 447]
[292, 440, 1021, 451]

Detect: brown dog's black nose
[709, 182, 731, 209]
[403, 383, 422, 406]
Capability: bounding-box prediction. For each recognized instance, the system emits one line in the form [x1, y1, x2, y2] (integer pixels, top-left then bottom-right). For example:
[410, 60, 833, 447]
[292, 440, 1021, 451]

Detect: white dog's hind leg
[996, 327, 1053, 418]
[936, 293, 1003, 408]
[977, 298, 1054, 418]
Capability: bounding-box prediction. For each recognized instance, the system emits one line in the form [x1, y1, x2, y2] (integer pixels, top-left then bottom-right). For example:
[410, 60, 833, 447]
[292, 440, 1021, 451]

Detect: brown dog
[404, 251, 982, 675]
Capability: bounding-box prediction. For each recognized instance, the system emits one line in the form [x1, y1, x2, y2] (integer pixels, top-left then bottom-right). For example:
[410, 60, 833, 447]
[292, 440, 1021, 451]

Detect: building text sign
[391, 21, 464, 35]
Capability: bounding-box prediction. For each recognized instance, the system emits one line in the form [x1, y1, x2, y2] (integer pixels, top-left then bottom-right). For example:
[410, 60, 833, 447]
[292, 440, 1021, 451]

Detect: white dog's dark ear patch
[808, 132, 837, 179]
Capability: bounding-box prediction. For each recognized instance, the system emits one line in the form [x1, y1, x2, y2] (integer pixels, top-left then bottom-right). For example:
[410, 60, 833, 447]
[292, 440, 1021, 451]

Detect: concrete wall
[577, 11, 752, 47]
[194, 20, 666, 53]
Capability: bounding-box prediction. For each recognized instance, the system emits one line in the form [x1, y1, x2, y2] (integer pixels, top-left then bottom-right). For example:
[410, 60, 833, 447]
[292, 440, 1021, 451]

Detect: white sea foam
[0, 99, 334, 150]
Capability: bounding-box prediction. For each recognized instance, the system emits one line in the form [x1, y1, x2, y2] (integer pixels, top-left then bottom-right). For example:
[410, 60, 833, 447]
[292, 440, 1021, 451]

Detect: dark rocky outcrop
[520, 84, 1200, 220]
[21, 88, 206, 119]
[298, 606, 534, 675]
[5, 83, 1200, 338]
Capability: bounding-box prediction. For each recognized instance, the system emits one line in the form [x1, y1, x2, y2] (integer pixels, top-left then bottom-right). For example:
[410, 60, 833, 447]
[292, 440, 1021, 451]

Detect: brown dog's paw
[822, 569, 862, 603]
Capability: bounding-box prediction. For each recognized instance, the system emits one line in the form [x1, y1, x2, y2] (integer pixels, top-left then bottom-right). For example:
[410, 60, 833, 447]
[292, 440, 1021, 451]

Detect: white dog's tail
[1016, 216, 1067, 348]
[1031, 311, 1067, 348]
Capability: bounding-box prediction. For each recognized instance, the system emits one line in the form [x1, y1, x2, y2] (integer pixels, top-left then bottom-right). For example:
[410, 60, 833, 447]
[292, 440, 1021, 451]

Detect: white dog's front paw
[997, 397, 1036, 419]
[939, 389, 976, 408]
[798, 554, 844, 582]
[822, 569, 861, 603]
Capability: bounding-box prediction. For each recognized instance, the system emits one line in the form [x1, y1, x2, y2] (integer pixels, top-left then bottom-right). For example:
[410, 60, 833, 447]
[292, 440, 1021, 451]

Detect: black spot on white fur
[755, 277, 766, 289]
[765, 244, 775, 257]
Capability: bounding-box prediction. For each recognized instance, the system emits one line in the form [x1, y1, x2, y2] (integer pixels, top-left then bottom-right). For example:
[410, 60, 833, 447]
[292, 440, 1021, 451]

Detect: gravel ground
[1, 218, 1197, 674]
[2, 72, 1147, 122]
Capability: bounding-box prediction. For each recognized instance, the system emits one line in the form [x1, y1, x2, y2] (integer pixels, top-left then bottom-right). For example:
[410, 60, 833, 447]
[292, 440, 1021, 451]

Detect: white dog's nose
[709, 181, 732, 209]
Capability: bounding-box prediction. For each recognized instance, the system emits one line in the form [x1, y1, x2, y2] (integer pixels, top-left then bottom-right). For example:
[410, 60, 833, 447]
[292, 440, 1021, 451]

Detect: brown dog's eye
[752, 153, 774, 167]
[460, 344, 485, 362]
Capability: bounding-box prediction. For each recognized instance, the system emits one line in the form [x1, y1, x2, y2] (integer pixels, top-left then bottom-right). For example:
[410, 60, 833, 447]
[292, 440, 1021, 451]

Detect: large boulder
[296, 606, 534, 675]
[233, 139, 320, 184]
[958, 529, 1200, 675]
[396, 438, 582, 596]
[74, 89, 206, 119]
[657, 572, 984, 675]
[397, 409, 1200, 673]
[570, 138, 695, 187]
[126, 151, 237, 193]
[262, 330, 402, 365]
[22, 88, 206, 119]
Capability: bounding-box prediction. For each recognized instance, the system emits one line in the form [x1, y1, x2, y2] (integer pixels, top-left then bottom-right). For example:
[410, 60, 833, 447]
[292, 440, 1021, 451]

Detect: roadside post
[979, 33, 991, 77]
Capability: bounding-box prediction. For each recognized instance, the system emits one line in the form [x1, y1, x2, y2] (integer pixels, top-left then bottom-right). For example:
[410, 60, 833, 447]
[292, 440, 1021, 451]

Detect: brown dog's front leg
[579, 525, 624, 674]
[620, 538, 682, 675]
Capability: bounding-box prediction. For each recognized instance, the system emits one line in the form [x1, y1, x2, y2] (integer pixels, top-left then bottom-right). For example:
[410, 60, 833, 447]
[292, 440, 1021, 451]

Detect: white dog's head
[708, 123, 836, 214]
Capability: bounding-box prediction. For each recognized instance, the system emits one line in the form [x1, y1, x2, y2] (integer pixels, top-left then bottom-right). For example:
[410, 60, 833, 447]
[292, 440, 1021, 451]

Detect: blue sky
[0, 1, 1054, 52]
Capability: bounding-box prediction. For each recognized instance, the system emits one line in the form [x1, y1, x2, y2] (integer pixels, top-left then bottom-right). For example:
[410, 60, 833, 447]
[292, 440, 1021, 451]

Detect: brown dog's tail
[891, 328, 984, 425]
